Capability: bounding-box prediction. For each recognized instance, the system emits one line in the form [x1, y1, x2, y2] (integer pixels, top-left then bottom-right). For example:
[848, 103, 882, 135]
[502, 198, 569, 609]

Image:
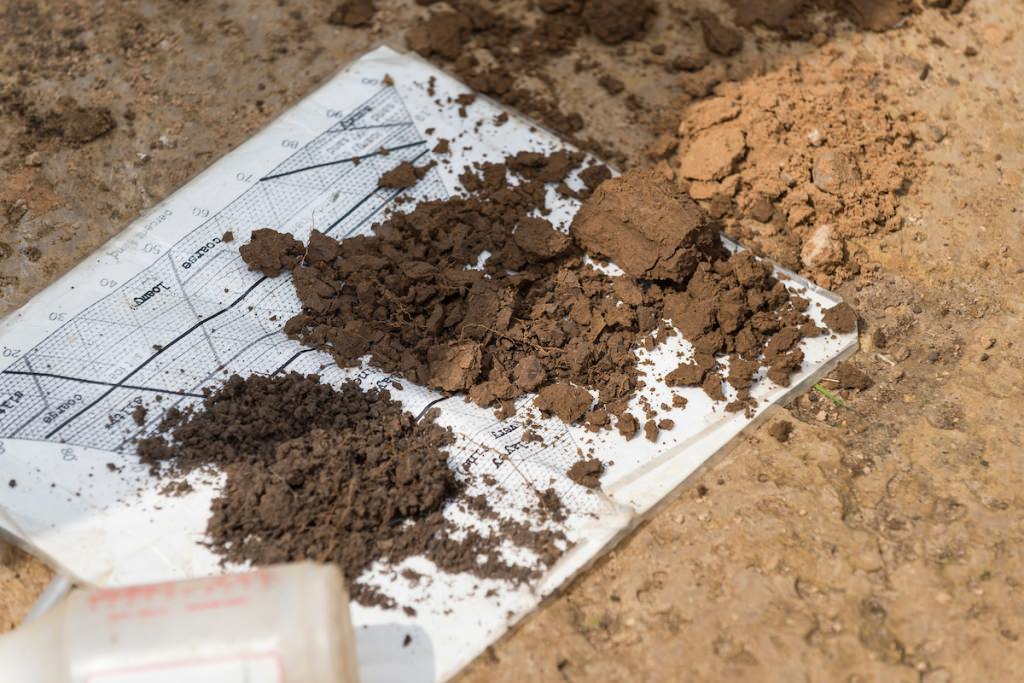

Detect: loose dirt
[670, 55, 922, 288]
[243, 156, 848, 435]
[136, 372, 566, 608]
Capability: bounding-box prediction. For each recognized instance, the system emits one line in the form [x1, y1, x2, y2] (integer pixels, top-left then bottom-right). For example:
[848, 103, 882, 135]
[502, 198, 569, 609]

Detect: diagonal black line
[38, 167, 421, 440]
[272, 348, 315, 375]
[259, 140, 426, 182]
[414, 397, 448, 422]
[345, 122, 416, 131]
[42, 274, 274, 438]
[3, 370, 204, 398]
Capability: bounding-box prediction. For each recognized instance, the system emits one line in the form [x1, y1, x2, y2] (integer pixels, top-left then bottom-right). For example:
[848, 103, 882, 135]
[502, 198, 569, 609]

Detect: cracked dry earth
[1, 1, 1023, 681]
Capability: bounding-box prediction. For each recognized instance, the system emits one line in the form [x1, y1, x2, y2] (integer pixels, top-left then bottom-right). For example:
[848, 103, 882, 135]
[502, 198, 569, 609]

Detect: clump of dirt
[242, 153, 844, 431]
[137, 373, 567, 608]
[571, 166, 720, 280]
[238, 228, 303, 277]
[567, 458, 604, 488]
[672, 59, 921, 287]
[823, 301, 858, 333]
[536, 382, 594, 424]
[698, 11, 744, 56]
[581, 0, 654, 46]
[328, 0, 375, 28]
[834, 361, 872, 390]
[378, 160, 435, 189]
[767, 419, 793, 443]
[28, 96, 115, 145]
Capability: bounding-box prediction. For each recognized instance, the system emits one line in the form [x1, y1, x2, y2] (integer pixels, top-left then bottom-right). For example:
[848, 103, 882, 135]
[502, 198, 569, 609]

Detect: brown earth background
[1, 1, 1022, 681]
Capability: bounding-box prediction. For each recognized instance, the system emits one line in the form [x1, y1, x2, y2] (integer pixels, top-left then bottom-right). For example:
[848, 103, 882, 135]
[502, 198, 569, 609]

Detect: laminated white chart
[0, 47, 857, 682]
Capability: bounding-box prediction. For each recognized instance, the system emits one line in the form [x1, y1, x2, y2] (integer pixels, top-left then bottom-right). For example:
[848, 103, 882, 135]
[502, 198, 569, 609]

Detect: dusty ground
[2, 1, 1022, 680]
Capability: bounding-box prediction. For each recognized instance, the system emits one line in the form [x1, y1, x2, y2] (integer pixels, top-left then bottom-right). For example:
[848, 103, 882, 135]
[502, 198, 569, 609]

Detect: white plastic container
[0, 562, 359, 682]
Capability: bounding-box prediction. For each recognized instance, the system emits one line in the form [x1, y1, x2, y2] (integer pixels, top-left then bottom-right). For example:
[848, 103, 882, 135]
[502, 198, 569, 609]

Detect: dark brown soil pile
[260, 153, 654, 424]
[242, 155, 849, 432]
[137, 373, 566, 608]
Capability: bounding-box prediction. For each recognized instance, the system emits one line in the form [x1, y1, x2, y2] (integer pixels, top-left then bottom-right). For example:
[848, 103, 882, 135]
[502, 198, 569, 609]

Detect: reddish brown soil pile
[672, 59, 921, 287]
[137, 373, 565, 608]
[242, 155, 850, 432]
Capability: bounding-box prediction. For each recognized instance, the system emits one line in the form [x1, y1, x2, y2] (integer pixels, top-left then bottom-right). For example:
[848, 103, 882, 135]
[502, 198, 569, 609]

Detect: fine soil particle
[570, 167, 721, 281]
[823, 302, 858, 333]
[328, 0, 375, 28]
[567, 458, 604, 489]
[767, 419, 793, 443]
[136, 373, 567, 608]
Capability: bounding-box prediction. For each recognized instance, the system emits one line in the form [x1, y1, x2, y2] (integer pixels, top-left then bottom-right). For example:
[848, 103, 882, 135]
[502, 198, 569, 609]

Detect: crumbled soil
[670, 57, 922, 288]
[727, 0, 945, 37]
[136, 373, 566, 607]
[567, 458, 604, 488]
[243, 155, 844, 432]
[378, 160, 435, 189]
[402, 0, 654, 159]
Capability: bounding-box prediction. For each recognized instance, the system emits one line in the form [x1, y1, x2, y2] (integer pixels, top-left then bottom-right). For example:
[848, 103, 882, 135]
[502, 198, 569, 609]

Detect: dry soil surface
[1, 1, 1022, 681]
